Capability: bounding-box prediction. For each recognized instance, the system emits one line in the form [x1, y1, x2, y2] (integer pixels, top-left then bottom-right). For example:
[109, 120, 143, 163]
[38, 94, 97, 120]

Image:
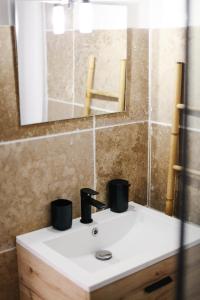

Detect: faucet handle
[81, 188, 99, 197]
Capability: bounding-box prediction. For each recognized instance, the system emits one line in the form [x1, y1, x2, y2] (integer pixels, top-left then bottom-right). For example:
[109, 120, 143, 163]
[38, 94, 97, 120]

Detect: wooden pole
[177, 103, 200, 113]
[84, 55, 96, 116]
[88, 89, 118, 99]
[118, 59, 127, 112]
[84, 57, 127, 115]
[173, 165, 200, 177]
[165, 62, 184, 216]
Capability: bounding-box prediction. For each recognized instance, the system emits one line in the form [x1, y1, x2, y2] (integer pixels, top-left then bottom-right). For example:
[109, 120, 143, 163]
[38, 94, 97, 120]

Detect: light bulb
[52, 4, 65, 35]
[79, 1, 93, 34]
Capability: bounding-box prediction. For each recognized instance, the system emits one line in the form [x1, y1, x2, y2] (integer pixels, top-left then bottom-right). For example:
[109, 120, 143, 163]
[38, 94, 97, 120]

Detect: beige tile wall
[150, 124, 171, 212]
[47, 31, 74, 102]
[96, 122, 148, 204]
[74, 30, 127, 107]
[96, 29, 149, 127]
[149, 28, 186, 213]
[151, 28, 186, 124]
[149, 27, 200, 225]
[47, 29, 127, 119]
[185, 129, 200, 225]
[0, 25, 149, 300]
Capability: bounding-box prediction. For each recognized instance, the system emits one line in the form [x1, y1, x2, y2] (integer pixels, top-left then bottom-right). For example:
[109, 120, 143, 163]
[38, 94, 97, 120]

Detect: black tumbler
[108, 179, 130, 213]
[51, 199, 72, 231]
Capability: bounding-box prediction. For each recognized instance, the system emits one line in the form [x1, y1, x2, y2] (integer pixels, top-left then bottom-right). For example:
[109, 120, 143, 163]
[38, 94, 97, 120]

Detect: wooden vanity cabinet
[17, 244, 200, 300]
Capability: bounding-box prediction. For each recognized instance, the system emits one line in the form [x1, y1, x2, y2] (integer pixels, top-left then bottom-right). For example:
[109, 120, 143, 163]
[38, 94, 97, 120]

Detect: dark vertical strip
[176, 1, 190, 300]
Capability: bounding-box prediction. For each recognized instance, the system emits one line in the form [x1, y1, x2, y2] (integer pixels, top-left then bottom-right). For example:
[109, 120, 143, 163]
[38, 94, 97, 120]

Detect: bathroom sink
[17, 202, 200, 291]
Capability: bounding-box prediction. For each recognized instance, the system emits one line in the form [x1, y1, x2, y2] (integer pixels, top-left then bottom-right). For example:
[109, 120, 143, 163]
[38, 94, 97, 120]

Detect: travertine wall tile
[48, 101, 73, 121]
[0, 27, 19, 131]
[185, 130, 200, 224]
[187, 27, 200, 129]
[96, 29, 149, 127]
[150, 28, 200, 220]
[126, 29, 149, 120]
[187, 130, 200, 170]
[150, 124, 171, 212]
[47, 31, 73, 102]
[74, 29, 127, 113]
[186, 176, 200, 225]
[96, 123, 148, 205]
[150, 28, 186, 214]
[150, 125, 200, 224]
[0, 250, 19, 300]
[0, 131, 93, 251]
[151, 28, 186, 124]
[47, 25, 131, 120]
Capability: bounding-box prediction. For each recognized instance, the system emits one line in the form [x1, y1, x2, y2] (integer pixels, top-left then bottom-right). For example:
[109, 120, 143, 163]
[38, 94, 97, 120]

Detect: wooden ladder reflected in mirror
[84, 55, 127, 116]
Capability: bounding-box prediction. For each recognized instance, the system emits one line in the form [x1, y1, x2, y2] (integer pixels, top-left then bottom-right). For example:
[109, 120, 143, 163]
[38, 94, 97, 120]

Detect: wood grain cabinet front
[17, 245, 200, 300]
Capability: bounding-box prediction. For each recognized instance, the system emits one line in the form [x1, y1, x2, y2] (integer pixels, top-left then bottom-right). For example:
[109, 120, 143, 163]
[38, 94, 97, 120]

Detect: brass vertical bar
[84, 55, 96, 116]
[118, 59, 127, 112]
[165, 62, 184, 216]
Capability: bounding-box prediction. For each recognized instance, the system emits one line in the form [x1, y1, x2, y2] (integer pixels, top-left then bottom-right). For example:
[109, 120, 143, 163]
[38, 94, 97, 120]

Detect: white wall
[189, 0, 200, 27]
[2, 0, 200, 29]
[44, 2, 127, 31]
[0, 0, 14, 25]
[90, 0, 187, 29]
[74, 3, 128, 30]
[96, 0, 199, 28]
[127, 0, 186, 28]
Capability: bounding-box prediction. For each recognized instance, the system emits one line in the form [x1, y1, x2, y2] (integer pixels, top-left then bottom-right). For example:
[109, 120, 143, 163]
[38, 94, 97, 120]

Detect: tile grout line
[0, 25, 13, 28]
[151, 120, 200, 133]
[151, 121, 172, 127]
[49, 98, 114, 113]
[0, 128, 94, 146]
[95, 120, 147, 131]
[147, 26, 152, 208]
[182, 126, 200, 133]
[0, 120, 147, 146]
[72, 8, 75, 118]
[0, 247, 16, 255]
[93, 116, 97, 191]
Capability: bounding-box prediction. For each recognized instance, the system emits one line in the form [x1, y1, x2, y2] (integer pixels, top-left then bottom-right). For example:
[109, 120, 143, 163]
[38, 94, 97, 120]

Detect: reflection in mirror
[15, 0, 127, 125]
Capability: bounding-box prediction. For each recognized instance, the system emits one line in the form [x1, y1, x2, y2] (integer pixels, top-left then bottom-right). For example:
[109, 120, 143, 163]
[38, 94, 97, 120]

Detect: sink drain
[95, 250, 112, 261]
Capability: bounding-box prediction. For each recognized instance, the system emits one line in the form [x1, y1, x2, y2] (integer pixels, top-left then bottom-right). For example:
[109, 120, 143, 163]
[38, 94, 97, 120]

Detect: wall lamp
[52, 0, 93, 34]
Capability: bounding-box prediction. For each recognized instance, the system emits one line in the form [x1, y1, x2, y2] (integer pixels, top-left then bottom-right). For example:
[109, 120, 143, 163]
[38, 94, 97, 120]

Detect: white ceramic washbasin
[17, 202, 200, 291]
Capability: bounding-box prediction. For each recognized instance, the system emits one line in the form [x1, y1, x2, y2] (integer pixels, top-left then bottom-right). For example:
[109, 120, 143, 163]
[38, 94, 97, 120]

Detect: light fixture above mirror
[51, 0, 93, 34]
[52, 4, 65, 34]
[79, 0, 93, 33]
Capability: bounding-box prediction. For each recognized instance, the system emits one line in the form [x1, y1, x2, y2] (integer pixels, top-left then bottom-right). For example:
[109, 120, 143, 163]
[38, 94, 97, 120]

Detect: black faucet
[80, 188, 106, 224]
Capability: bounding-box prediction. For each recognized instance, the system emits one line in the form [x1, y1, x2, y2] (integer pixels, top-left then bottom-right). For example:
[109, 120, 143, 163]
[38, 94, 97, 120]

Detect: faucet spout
[80, 188, 106, 224]
[89, 198, 106, 210]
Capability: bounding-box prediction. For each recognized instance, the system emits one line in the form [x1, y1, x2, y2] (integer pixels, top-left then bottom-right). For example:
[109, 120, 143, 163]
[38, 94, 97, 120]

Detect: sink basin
[17, 202, 200, 291]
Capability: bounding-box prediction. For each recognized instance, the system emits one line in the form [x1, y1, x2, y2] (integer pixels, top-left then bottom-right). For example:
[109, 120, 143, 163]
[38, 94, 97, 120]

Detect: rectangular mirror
[15, 0, 128, 125]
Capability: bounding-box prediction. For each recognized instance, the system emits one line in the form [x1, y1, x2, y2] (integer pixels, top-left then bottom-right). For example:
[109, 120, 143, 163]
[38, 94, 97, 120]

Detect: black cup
[108, 179, 130, 213]
[51, 199, 72, 231]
